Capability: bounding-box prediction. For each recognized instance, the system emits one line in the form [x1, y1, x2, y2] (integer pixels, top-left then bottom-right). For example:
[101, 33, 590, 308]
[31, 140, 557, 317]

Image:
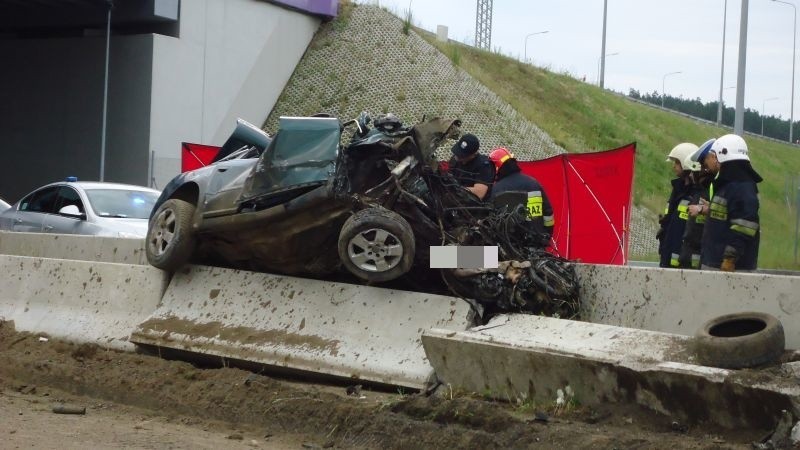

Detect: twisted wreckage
[145, 113, 580, 321]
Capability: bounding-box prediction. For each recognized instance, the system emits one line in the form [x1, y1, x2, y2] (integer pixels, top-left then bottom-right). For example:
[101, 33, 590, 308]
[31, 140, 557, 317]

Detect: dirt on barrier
[0, 320, 764, 449]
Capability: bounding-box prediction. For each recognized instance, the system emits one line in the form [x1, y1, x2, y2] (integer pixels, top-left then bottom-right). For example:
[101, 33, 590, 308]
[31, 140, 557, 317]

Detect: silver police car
[0, 179, 160, 238]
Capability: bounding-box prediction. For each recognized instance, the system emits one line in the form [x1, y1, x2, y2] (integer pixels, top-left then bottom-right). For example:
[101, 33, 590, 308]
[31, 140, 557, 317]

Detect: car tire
[338, 208, 415, 283]
[145, 198, 196, 271]
[693, 312, 785, 369]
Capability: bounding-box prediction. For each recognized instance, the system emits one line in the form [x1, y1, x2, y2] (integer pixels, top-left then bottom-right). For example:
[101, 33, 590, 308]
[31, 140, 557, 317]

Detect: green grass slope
[421, 36, 800, 269]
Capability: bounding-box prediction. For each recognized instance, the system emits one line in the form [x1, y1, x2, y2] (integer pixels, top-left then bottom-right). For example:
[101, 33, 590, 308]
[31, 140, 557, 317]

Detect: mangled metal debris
[146, 113, 579, 320]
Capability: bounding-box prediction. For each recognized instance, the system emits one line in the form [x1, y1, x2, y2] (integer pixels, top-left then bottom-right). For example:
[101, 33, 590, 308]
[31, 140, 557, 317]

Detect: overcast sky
[362, 0, 797, 121]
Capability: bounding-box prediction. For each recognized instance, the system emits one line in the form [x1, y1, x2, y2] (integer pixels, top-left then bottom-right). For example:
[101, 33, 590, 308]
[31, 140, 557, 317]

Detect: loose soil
[0, 320, 764, 449]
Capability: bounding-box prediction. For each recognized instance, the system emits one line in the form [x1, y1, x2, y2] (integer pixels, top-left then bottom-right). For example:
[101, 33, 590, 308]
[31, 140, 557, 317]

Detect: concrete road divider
[577, 264, 800, 349]
[0, 231, 147, 265]
[423, 314, 800, 430]
[130, 265, 475, 390]
[0, 255, 168, 350]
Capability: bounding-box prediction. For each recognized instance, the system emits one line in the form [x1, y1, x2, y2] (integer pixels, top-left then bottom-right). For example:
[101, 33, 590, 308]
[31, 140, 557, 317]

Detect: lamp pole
[763, 96, 780, 135]
[100, 0, 113, 181]
[523, 30, 549, 63]
[597, 52, 619, 86]
[599, 0, 609, 88]
[662, 71, 682, 108]
[772, 0, 796, 143]
[717, 0, 728, 125]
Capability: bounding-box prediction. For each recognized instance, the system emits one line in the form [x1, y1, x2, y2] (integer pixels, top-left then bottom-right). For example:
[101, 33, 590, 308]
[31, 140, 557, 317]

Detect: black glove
[656, 228, 665, 241]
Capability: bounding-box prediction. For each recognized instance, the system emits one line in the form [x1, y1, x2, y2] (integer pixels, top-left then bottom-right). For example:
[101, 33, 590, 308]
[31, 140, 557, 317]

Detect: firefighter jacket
[701, 161, 762, 270]
[659, 177, 689, 268]
[490, 165, 554, 237]
[678, 176, 711, 269]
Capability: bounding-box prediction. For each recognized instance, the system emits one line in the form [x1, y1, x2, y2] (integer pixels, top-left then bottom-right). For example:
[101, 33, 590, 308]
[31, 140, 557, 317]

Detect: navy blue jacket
[659, 177, 690, 268]
[701, 161, 762, 270]
[491, 166, 554, 237]
[678, 176, 710, 269]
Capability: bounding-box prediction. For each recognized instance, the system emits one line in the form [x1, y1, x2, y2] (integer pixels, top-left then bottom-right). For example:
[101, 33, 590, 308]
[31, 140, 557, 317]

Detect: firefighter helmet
[489, 147, 514, 170]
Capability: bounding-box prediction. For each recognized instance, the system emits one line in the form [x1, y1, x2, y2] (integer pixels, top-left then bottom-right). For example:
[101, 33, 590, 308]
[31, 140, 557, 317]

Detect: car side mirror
[59, 205, 85, 219]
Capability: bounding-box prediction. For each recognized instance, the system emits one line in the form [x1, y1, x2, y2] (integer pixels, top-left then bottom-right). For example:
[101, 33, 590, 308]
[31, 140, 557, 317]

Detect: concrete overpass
[0, 0, 335, 201]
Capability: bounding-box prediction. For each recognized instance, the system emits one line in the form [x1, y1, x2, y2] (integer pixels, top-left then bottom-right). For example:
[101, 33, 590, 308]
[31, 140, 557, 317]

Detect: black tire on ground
[145, 198, 196, 271]
[338, 208, 415, 283]
[693, 312, 785, 369]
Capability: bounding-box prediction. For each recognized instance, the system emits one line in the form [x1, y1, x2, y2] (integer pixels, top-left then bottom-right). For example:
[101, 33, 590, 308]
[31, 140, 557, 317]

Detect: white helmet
[683, 153, 701, 172]
[710, 134, 749, 163]
[666, 143, 699, 170]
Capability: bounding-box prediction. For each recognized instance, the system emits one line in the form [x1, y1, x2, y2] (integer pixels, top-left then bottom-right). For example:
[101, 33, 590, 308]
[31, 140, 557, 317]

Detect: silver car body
[0, 181, 161, 238]
[0, 198, 9, 213]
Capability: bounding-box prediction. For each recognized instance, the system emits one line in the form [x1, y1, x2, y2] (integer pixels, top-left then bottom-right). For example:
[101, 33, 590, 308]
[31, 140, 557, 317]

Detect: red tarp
[181, 143, 220, 172]
[518, 143, 636, 265]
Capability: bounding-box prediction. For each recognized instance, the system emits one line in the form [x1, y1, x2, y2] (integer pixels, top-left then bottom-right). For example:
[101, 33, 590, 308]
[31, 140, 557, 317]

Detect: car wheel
[145, 198, 196, 271]
[338, 208, 415, 283]
[693, 312, 785, 369]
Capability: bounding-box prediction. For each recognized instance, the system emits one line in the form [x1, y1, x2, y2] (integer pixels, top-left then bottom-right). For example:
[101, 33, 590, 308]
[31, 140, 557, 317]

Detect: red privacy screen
[181, 143, 220, 172]
[518, 143, 636, 265]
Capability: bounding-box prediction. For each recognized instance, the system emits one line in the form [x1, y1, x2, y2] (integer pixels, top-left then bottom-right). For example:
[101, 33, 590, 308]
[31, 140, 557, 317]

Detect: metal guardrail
[609, 91, 799, 146]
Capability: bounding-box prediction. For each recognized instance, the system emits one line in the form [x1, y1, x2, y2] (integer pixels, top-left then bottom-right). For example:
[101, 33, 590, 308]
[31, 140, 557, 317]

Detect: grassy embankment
[421, 33, 800, 269]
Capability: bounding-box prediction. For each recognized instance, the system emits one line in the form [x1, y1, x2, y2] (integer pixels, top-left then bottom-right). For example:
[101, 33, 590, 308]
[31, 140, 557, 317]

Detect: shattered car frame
[146, 114, 579, 319]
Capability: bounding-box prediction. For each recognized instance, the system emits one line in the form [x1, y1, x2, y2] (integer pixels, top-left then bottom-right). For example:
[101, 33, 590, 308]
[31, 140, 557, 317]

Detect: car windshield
[85, 189, 160, 219]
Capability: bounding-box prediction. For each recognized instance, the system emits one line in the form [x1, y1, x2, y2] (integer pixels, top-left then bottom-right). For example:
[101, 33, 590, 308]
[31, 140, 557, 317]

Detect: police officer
[658, 143, 698, 268]
[448, 133, 495, 200]
[488, 147, 554, 238]
[690, 134, 762, 272]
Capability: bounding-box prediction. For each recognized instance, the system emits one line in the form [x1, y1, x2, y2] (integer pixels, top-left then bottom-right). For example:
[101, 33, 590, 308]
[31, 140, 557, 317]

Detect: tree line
[628, 89, 797, 143]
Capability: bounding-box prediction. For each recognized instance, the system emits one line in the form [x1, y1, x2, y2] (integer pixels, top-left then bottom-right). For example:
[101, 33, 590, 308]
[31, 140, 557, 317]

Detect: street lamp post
[523, 30, 549, 63]
[762, 96, 780, 135]
[597, 52, 619, 86]
[717, 0, 728, 125]
[662, 71, 682, 108]
[772, 0, 796, 143]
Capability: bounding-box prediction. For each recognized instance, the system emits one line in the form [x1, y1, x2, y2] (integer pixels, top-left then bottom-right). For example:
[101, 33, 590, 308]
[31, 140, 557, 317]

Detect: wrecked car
[146, 114, 579, 319]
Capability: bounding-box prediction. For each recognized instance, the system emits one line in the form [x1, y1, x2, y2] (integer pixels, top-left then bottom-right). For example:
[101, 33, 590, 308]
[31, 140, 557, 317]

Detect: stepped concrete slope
[265, 4, 658, 256]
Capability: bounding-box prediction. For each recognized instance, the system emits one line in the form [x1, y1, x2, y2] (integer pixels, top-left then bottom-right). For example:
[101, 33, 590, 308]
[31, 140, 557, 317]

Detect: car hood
[94, 217, 149, 238]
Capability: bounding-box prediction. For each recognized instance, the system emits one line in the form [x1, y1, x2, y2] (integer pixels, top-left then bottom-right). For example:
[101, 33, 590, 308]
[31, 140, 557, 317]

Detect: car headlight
[117, 231, 143, 239]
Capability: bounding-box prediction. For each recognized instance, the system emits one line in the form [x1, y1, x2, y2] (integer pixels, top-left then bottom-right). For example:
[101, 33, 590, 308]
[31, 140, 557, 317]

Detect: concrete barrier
[130, 265, 475, 389]
[0, 231, 147, 264]
[0, 255, 168, 350]
[577, 264, 800, 349]
[423, 314, 800, 430]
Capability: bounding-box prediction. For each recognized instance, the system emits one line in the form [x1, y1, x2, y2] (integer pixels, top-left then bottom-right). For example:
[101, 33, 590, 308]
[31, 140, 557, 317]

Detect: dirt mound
[0, 321, 755, 449]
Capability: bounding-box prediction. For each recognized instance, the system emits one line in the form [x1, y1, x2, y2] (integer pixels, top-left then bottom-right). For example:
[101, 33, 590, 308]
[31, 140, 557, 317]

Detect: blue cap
[691, 138, 716, 162]
[451, 133, 480, 158]
[65, 176, 78, 182]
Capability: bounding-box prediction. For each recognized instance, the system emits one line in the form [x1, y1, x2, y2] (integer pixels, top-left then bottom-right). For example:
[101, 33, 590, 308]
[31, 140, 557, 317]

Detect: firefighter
[679, 143, 713, 269]
[448, 133, 495, 200]
[690, 134, 762, 272]
[657, 143, 698, 268]
[488, 147, 554, 237]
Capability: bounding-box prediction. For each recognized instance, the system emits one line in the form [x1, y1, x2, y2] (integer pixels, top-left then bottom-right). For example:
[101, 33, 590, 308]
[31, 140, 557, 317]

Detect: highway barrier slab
[577, 264, 800, 349]
[423, 314, 800, 430]
[0, 255, 168, 350]
[130, 265, 474, 389]
[0, 231, 147, 265]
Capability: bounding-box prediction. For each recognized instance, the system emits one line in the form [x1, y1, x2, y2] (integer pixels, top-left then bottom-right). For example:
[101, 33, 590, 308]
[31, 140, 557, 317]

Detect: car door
[6, 186, 61, 232]
[41, 186, 94, 235]
[202, 158, 258, 218]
